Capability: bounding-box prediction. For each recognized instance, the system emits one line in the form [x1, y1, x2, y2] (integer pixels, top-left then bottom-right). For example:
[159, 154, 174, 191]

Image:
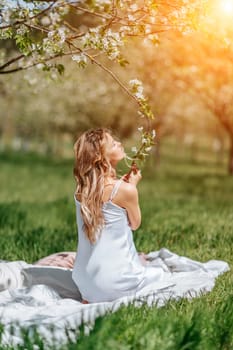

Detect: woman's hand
[122, 168, 142, 186]
[127, 169, 142, 186]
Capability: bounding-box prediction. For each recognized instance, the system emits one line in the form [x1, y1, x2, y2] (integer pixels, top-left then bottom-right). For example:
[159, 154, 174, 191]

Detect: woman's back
[72, 180, 145, 303]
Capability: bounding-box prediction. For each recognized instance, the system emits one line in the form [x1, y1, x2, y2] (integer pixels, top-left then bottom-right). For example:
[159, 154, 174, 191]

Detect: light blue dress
[72, 180, 229, 303]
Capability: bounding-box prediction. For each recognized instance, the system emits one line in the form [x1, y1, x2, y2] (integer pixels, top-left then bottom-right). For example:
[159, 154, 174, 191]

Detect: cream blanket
[0, 249, 229, 347]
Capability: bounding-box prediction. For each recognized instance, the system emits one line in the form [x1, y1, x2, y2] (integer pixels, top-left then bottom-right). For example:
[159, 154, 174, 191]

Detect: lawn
[0, 148, 232, 349]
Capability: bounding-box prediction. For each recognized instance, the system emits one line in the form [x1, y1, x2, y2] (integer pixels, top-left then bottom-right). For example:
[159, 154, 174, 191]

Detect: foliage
[1, 1, 232, 166]
[0, 1, 203, 74]
[0, 0, 205, 120]
[0, 41, 228, 163]
[128, 126, 156, 164]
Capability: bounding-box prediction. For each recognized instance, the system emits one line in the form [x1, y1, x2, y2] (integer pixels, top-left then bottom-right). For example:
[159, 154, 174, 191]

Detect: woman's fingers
[122, 165, 142, 182]
[129, 170, 142, 185]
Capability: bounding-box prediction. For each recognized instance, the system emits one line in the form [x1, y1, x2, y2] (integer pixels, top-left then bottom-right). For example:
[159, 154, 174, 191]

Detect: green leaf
[118, 57, 129, 67]
[42, 65, 51, 72]
[55, 64, 65, 75]
[0, 28, 13, 40]
[14, 33, 32, 56]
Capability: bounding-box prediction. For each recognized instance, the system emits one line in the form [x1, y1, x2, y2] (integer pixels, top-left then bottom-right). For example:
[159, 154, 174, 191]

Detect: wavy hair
[73, 128, 115, 243]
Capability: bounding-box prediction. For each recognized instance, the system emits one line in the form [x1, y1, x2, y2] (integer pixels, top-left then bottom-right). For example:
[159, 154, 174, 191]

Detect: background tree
[117, 35, 226, 167]
[0, 0, 204, 117]
[1, 0, 232, 173]
[165, 33, 233, 174]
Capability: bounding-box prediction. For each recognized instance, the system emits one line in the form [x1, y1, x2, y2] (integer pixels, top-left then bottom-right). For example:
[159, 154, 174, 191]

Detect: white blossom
[145, 25, 151, 34]
[58, 27, 66, 43]
[49, 12, 61, 25]
[36, 63, 44, 69]
[149, 16, 156, 24]
[48, 30, 55, 39]
[145, 146, 152, 152]
[129, 79, 142, 86]
[148, 33, 159, 43]
[1, 9, 12, 24]
[130, 4, 138, 11]
[135, 91, 145, 99]
[128, 15, 135, 21]
[16, 25, 27, 36]
[108, 50, 120, 60]
[131, 146, 138, 153]
[129, 79, 144, 99]
[82, 27, 123, 60]
[120, 26, 131, 33]
[142, 138, 147, 144]
[95, 0, 112, 10]
[151, 129, 156, 138]
[137, 111, 144, 117]
[72, 53, 87, 64]
[41, 16, 50, 26]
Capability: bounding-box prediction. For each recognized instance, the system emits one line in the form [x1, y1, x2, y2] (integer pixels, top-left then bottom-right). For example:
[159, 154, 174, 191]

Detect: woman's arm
[113, 170, 142, 230]
[122, 183, 141, 230]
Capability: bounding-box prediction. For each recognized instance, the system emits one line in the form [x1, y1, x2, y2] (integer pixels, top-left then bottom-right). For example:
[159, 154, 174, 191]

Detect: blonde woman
[72, 128, 229, 304]
[72, 128, 150, 303]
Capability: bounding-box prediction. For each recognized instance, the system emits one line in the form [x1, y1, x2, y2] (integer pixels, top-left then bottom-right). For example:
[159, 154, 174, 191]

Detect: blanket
[0, 248, 229, 347]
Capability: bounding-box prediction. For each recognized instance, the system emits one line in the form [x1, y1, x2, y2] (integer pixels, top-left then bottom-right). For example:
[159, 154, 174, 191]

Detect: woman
[72, 128, 229, 304]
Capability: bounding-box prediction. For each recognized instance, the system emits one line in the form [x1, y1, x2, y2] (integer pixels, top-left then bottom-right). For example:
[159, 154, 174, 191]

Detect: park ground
[0, 143, 232, 349]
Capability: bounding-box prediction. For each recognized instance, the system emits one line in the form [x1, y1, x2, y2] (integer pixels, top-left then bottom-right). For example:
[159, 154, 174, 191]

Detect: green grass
[0, 149, 232, 349]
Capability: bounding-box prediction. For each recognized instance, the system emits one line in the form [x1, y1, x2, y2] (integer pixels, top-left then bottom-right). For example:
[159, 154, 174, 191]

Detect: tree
[0, 56, 145, 155]
[166, 33, 233, 174]
[116, 36, 215, 166]
[0, 0, 204, 119]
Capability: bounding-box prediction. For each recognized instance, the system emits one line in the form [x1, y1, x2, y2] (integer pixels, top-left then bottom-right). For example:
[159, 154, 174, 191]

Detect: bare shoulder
[116, 181, 138, 203]
[115, 180, 141, 229]
[112, 180, 141, 229]
[119, 181, 137, 195]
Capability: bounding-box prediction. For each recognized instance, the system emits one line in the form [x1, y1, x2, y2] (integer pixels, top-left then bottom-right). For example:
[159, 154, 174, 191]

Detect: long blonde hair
[73, 128, 114, 243]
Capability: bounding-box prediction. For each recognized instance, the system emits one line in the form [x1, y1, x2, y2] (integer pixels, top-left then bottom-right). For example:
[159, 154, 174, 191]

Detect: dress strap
[109, 179, 122, 201]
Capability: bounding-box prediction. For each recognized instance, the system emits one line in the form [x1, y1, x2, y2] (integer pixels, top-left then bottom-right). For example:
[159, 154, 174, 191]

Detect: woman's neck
[104, 170, 117, 185]
[110, 167, 117, 179]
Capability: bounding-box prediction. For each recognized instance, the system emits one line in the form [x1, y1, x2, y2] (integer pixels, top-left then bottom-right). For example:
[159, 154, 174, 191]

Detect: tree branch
[66, 40, 142, 109]
[69, 4, 111, 21]
[0, 54, 24, 71]
[0, 0, 57, 30]
[0, 49, 83, 74]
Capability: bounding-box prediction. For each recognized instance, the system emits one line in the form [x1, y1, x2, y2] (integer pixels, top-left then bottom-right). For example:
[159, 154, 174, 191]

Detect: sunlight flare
[219, 0, 233, 14]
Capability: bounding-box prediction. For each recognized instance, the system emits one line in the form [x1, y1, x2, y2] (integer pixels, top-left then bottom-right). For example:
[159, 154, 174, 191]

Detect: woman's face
[104, 133, 125, 166]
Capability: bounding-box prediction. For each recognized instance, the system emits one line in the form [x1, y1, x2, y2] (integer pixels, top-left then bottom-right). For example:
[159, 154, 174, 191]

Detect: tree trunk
[213, 108, 233, 175]
[229, 136, 233, 175]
